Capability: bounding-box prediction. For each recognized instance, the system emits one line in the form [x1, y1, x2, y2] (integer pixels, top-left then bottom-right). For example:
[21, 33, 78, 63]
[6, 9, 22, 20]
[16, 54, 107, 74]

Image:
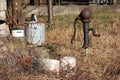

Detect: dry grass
[46, 12, 120, 80]
[0, 11, 120, 80]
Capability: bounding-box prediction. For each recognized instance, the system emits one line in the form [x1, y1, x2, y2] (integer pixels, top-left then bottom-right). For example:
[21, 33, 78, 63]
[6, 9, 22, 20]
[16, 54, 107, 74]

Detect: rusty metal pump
[71, 8, 100, 56]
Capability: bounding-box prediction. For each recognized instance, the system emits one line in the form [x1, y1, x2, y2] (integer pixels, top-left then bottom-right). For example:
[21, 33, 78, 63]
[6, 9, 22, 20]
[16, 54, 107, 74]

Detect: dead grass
[0, 11, 120, 80]
[45, 12, 120, 80]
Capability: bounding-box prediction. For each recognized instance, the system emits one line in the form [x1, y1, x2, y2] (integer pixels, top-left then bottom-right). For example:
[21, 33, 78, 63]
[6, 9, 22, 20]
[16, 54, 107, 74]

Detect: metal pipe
[48, 0, 53, 24]
[83, 22, 89, 49]
[89, 28, 100, 37]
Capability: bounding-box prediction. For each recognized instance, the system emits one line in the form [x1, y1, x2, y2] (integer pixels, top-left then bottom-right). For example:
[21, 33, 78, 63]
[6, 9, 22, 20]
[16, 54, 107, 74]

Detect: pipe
[83, 22, 89, 48]
[88, 28, 100, 37]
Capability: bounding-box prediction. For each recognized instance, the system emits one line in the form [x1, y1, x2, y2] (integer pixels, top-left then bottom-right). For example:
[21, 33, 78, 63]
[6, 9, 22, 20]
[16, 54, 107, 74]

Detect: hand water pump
[71, 8, 100, 56]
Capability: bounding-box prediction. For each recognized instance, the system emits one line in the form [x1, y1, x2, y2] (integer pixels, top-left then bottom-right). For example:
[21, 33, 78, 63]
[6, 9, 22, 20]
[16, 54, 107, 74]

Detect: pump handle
[71, 17, 81, 44]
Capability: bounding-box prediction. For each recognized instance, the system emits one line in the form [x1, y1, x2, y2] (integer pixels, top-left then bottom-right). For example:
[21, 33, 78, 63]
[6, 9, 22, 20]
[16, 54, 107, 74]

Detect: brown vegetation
[0, 10, 120, 80]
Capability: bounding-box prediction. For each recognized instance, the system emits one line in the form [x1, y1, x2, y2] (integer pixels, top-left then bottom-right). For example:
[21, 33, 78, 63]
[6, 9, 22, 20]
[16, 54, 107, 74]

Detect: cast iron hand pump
[71, 8, 100, 56]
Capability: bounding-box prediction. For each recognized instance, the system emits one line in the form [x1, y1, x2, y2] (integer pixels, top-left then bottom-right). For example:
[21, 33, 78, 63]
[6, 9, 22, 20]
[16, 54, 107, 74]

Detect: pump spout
[89, 28, 100, 37]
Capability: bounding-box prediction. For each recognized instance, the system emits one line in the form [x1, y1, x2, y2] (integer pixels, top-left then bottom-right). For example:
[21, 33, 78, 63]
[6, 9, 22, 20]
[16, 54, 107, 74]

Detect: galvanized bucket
[26, 21, 45, 46]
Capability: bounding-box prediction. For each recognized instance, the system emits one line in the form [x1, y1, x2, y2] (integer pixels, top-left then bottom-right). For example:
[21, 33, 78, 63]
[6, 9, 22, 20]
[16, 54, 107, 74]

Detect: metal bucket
[26, 21, 45, 46]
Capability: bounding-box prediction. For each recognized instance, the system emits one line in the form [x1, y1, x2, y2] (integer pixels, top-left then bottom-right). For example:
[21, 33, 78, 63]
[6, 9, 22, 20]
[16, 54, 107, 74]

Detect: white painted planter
[40, 59, 60, 75]
[26, 21, 45, 46]
[12, 30, 24, 37]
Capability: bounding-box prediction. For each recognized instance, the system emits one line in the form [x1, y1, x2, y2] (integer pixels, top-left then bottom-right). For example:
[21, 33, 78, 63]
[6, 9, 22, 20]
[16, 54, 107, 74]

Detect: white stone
[0, 0, 7, 11]
[0, 23, 10, 37]
[0, 11, 6, 20]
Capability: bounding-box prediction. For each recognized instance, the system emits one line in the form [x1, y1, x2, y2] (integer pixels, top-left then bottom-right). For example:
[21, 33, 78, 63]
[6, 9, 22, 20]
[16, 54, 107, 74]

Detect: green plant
[44, 43, 60, 59]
